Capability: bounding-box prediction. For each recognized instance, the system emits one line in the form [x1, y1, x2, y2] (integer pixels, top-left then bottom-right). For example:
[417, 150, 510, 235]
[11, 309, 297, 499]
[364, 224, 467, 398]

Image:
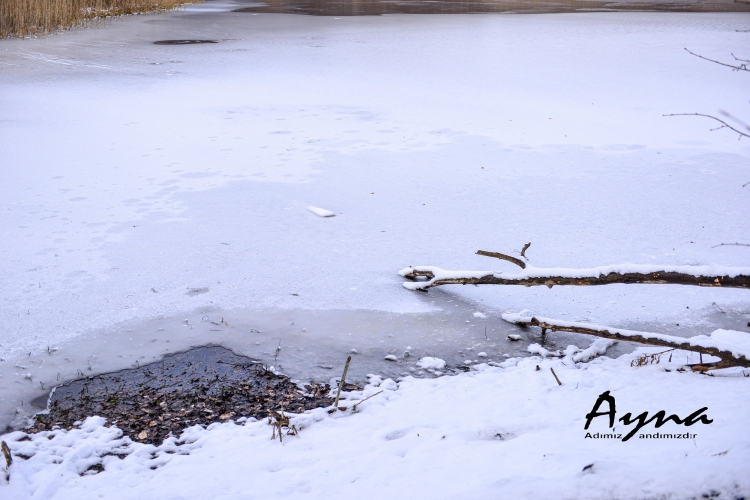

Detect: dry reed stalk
[0, 0, 198, 39]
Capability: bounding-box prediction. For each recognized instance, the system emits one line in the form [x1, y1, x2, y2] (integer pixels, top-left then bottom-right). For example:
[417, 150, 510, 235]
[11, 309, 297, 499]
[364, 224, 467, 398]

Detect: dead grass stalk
[0, 0, 196, 39]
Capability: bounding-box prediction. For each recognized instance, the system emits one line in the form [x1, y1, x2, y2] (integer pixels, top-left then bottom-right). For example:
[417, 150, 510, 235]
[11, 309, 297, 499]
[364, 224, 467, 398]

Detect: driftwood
[504, 315, 750, 370]
[402, 267, 750, 290]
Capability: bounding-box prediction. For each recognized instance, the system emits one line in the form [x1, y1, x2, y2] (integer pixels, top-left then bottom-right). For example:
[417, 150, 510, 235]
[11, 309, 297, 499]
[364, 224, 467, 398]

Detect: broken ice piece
[507, 334, 522, 341]
[307, 206, 335, 217]
[384, 355, 398, 361]
[477, 352, 487, 358]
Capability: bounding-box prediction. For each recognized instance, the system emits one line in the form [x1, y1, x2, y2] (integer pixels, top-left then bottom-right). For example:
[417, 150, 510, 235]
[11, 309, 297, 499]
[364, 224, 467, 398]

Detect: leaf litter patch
[30, 346, 357, 446]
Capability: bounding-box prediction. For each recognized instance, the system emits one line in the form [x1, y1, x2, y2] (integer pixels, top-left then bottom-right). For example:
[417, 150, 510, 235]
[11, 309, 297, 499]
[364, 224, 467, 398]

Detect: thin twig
[520, 242, 531, 260]
[476, 250, 526, 269]
[712, 243, 750, 248]
[685, 48, 749, 72]
[352, 390, 384, 411]
[664, 113, 750, 140]
[550, 368, 562, 386]
[333, 356, 352, 409]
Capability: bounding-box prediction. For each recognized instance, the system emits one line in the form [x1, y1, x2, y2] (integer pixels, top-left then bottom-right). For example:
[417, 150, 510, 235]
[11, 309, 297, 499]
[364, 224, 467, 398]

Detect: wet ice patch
[307, 206, 336, 217]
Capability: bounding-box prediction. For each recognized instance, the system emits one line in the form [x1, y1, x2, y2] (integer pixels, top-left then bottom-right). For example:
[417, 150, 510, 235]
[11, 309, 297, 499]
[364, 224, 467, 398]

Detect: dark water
[235, 0, 750, 16]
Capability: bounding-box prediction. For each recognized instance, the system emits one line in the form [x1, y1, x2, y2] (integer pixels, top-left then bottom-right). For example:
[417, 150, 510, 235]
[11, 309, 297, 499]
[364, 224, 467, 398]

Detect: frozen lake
[1, 4, 749, 430]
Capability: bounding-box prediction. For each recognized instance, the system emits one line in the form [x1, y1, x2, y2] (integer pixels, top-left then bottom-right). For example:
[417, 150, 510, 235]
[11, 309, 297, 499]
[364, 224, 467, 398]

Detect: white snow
[384, 354, 398, 362]
[0, 6, 749, 499]
[507, 334, 523, 341]
[472, 312, 487, 319]
[416, 357, 447, 370]
[571, 339, 617, 363]
[3, 350, 750, 500]
[527, 343, 562, 357]
[307, 206, 336, 218]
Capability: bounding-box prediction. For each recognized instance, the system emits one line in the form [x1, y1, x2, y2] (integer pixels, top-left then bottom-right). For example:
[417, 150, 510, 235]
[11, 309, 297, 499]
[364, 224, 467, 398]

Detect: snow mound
[473, 312, 487, 319]
[570, 339, 617, 363]
[307, 206, 336, 217]
[527, 343, 562, 358]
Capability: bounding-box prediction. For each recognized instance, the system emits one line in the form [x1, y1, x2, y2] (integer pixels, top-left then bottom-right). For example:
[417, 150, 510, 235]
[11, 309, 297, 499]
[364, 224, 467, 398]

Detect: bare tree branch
[503, 314, 750, 369]
[663, 113, 750, 139]
[476, 250, 526, 269]
[685, 48, 749, 71]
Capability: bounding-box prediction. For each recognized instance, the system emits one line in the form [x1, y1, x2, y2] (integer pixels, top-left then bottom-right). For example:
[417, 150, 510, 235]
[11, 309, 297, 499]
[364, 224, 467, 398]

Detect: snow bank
[2, 352, 749, 500]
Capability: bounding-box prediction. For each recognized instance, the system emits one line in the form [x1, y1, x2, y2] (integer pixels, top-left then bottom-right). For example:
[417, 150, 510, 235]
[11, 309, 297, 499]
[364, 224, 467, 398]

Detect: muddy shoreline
[28, 346, 357, 445]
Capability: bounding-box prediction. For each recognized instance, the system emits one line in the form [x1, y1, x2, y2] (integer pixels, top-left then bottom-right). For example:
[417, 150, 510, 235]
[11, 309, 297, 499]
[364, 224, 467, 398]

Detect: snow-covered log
[502, 313, 750, 370]
[398, 263, 750, 291]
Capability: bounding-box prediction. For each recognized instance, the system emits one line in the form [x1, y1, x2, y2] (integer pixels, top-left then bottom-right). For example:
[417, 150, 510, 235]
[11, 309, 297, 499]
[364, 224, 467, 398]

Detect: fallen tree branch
[399, 262, 750, 291]
[502, 313, 750, 370]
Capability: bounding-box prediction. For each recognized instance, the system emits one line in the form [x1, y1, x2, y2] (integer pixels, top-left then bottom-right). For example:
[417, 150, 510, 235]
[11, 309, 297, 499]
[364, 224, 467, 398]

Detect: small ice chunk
[351, 349, 359, 354]
[416, 357, 446, 370]
[307, 206, 336, 217]
[384, 355, 398, 361]
[464, 360, 473, 365]
[507, 334, 522, 341]
[473, 312, 487, 319]
[477, 352, 487, 358]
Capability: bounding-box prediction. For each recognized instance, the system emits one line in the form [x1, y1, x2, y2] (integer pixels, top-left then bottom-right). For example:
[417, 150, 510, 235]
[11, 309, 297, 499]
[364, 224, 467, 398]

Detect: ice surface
[0, 3, 749, 439]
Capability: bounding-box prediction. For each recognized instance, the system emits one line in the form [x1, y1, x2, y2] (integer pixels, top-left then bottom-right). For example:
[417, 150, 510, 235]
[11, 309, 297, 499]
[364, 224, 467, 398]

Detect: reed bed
[0, 0, 192, 39]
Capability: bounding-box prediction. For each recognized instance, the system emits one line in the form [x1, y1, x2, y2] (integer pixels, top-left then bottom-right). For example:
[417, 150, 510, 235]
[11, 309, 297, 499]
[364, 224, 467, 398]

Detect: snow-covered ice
[1, 3, 749, 498]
